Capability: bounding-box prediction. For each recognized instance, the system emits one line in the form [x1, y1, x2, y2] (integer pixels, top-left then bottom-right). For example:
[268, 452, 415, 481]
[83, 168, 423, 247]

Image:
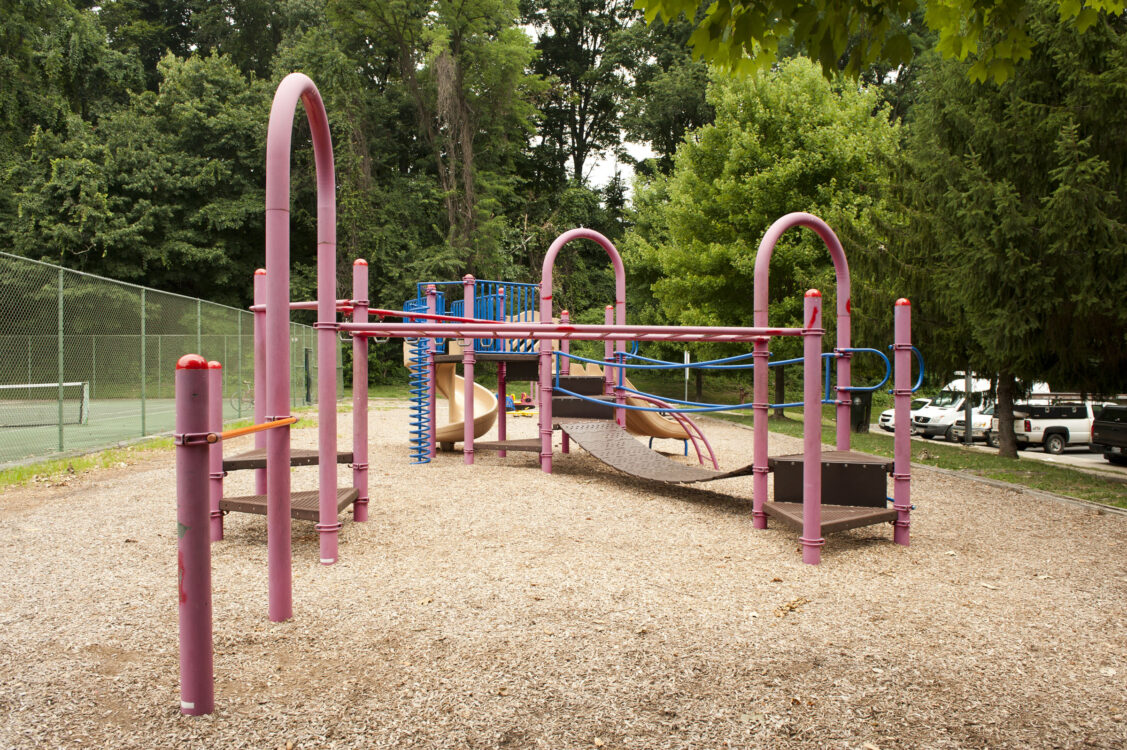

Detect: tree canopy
[634, 0, 1127, 81]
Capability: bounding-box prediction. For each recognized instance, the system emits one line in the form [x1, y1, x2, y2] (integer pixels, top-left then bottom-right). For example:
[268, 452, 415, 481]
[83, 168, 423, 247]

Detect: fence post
[175, 353, 214, 716]
[57, 268, 64, 453]
[208, 361, 224, 541]
[236, 314, 243, 420]
[196, 299, 202, 354]
[141, 289, 147, 436]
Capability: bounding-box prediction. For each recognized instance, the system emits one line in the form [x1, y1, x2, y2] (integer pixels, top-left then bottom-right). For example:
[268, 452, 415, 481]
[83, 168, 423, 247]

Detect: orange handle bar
[210, 416, 298, 443]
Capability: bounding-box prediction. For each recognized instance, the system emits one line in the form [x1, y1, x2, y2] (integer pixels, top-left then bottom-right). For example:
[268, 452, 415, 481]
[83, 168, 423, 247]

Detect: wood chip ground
[1, 405, 1125, 749]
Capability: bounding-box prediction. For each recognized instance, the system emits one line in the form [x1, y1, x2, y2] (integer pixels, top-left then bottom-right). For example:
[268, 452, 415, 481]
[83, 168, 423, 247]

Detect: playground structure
[173, 72, 918, 716]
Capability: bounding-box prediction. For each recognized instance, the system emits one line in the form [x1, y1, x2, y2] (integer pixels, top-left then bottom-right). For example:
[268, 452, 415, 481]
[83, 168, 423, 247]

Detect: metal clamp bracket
[315, 521, 343, 533]
[173, 432, 216, 446]
[312, 322, 339, 330]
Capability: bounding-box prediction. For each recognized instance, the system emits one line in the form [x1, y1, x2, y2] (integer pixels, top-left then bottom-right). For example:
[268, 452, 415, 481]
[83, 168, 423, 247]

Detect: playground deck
[222, 447, 354, 471]
[219, 487, 359, 522]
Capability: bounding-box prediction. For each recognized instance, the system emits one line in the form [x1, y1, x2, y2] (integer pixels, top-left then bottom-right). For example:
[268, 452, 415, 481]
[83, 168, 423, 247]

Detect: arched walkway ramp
[557, 420, 756, 484]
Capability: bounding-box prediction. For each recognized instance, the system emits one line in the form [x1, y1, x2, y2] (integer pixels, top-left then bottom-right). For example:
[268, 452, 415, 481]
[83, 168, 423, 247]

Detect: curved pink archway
[264, 73, 339, 621]
[538, 228, 627, 472]
[749, 212, 853, 529]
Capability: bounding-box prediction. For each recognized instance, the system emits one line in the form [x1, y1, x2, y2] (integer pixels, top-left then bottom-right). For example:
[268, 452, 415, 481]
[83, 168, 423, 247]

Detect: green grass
[713, 407, 1127, 510]
[0, 404, 321, 491]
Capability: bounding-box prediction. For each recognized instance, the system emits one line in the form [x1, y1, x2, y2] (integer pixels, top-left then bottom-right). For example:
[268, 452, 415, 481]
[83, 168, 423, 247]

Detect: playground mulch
[1, 405, 1125, 749]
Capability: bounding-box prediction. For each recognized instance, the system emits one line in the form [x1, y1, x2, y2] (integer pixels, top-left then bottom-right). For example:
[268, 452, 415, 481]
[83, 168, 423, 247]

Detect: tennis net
[0, 382, 90, 427]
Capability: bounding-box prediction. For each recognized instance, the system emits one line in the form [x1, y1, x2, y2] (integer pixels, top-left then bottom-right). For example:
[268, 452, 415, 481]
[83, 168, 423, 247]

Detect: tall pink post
[539, 228, 628, 473]
[426, 286, 438, 459]
[352, 260, 369, 522]
[207, 361, 224, 541]
[559, 310, 569, 454]
[462, 275, 476, 465]
[252, 269, 267, 495]
[603, 306, 614, 396]
[266, 73, 336, 611]
[175, 354, 214, 716]
[801, 291, 825, 565]
[497, 288, 508, 458]
[751, 337, 770, 529]
[892, 299, 912, 546]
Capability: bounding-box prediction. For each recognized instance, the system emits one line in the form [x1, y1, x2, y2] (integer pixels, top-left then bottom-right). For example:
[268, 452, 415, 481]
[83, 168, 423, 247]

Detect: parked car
[878, 398, 931, 432]
[991, 402, 1105, 454]
[912, 380, 993, 441]
[1090, 404, 1127, 465]
[953, 403, 995, 443]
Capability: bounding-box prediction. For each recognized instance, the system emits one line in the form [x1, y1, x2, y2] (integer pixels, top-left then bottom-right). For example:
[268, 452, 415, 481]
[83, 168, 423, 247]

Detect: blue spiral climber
[408, 336, 431, 464]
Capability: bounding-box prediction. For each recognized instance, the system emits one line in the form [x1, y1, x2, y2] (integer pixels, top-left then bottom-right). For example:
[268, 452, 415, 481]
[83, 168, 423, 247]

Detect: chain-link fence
[0, 252, 343, 466]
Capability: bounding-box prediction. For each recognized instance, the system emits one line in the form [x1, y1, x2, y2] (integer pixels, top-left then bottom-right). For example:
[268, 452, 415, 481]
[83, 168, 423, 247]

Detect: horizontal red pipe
[249, 299, 352, 312]
[338, 321, 800, 342]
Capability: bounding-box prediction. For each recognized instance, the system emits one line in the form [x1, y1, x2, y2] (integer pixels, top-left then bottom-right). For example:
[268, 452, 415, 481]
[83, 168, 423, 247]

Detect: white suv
[878, 398, 931, 432]
[998, 402, 1103, 454]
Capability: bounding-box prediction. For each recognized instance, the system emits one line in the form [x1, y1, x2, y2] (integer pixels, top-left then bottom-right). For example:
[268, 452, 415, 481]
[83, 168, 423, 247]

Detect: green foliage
[635, 0, 1126, 82]
[891, 6, 1127, 395]
[12, 54, 269, 304]
[624, 58, 901, 364]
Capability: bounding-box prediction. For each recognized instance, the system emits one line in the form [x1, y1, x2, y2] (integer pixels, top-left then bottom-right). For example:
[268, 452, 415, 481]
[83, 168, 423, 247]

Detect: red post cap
[561, 310, 569, 316]
[805, 289, 822, 298]
[895, 298, 911, 306]
[354, 259, 368, 266]
[207, 360, 222, 370]
[605, 304, 613, 310]
[426, 284, 436, 293]
[254, 268, 266, 276]
[462, 274, 475, 283]
[177, 354, 209, 370]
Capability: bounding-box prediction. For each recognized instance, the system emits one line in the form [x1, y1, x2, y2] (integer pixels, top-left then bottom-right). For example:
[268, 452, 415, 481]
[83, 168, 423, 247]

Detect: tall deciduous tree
[624, 58, 901, 362]
[520, 0, 636, 182]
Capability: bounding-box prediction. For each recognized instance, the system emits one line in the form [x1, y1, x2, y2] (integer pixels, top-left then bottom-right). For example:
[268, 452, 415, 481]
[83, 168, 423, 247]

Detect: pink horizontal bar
[338, 322, 800, 342]
[249, 299, 351, 312]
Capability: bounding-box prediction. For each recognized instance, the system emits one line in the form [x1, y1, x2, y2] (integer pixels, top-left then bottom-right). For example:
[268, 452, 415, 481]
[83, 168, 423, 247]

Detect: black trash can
[850, 391, 873, 433]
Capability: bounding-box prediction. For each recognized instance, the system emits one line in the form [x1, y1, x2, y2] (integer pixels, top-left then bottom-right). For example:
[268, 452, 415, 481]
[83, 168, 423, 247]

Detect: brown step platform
[473, 438, 542, 452]
[769, 450, 892, 508]
[763, 501, 897, 534]
[220, 487, 360, 522]
[223, 448, 354, 472]
[433, 352, 540, 380]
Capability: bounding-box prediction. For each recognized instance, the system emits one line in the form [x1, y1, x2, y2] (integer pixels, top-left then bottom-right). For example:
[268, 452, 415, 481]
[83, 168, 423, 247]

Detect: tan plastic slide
[434, 363, 498, 443]
[576, 362, 690, 440]
[402, 342, 498, 444]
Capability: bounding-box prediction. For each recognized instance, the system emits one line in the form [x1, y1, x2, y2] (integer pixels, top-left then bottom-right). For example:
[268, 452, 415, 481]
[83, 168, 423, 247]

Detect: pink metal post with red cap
[800, 290, 826, 565]
[175, 354, 214, 716]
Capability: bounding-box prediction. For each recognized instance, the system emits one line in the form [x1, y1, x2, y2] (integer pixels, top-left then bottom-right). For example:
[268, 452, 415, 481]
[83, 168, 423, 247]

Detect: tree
[520, 0, 637, 182]
[11, 54, 269, 304]
[635, 0, 1126, 82]
[888, 6, 1127, 456]
[623, 58, 901, 365]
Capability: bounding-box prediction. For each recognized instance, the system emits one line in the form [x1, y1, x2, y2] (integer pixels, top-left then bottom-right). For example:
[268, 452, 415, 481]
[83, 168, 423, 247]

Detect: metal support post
[175, 354, 214, 715]
[352, 259, 369, 522]
[462, 275, 476, 465]
[208, 361, 224, 541]
[893, 299, 913, 546]
[801, 290, 825, 565]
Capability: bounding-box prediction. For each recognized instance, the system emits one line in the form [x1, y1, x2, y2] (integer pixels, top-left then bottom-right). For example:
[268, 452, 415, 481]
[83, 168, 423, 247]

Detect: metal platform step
[473, 438, 542, 452]
[555, 375, 607, 395]
[223, 448, 354, 472]
[220, 487, 360, 522]
[762, 502, 897, 534]
[552, 395, 614, 420]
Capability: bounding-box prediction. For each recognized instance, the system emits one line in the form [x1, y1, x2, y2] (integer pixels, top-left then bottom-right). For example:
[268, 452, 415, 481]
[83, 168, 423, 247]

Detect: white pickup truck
[999, 402, 1105, 454]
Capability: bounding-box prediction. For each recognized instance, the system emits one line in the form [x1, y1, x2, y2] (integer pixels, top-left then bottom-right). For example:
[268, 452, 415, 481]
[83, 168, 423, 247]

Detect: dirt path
[1, 407, 1124, 749]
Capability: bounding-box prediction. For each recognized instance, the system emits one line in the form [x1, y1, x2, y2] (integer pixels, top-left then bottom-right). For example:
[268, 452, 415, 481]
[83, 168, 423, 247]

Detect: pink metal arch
[538, 229, 627, 472]
[264, 73, 339, 622]
[750, 212, 852, 529]
[753, 211, 853, 442]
